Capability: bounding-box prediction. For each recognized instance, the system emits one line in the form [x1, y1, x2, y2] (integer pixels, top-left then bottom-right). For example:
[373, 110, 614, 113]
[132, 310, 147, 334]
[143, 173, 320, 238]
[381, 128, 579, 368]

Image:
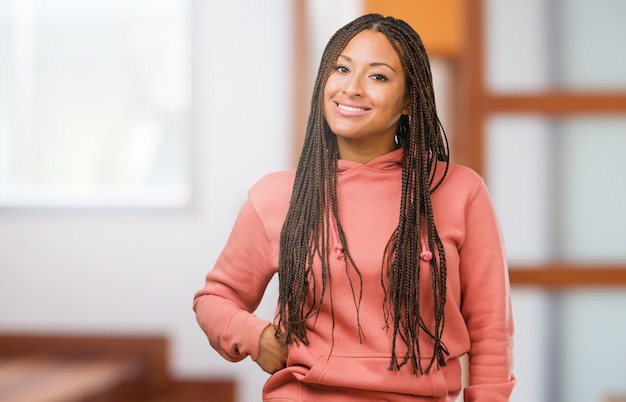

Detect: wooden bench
[0, 355, 146, 402]
[0, 333, 234, 402]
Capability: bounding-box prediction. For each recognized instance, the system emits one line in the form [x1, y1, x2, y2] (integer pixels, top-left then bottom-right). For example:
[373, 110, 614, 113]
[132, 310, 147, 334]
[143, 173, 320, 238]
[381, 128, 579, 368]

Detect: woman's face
[324, 30, 410, 163]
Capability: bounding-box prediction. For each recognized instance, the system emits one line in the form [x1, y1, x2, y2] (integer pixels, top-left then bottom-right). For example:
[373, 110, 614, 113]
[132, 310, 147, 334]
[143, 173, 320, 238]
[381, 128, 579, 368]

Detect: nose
[343, 75, 362, 97]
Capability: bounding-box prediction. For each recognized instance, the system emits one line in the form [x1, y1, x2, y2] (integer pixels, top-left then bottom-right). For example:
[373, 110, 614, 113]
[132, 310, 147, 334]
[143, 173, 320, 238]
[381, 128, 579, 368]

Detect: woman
[194, 14, 515, 401]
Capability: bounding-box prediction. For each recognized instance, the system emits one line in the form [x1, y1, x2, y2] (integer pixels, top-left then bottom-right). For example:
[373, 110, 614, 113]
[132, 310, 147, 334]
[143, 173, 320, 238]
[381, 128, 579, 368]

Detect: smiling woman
[194, 13, 515, 402]
[0, 0, 191, 207]
[324, 30, 410, 164]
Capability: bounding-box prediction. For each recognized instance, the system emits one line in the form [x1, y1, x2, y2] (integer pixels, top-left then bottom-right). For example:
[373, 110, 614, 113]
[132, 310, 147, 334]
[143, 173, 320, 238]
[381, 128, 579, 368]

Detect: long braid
[382, 16, 450, 373]
[277, 24, 354, 344]
[278, 14, 450, 375]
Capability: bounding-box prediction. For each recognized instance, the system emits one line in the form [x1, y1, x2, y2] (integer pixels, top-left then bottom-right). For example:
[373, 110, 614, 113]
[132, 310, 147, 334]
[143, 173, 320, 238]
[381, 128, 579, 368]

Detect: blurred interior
[1, 0, 626, 401]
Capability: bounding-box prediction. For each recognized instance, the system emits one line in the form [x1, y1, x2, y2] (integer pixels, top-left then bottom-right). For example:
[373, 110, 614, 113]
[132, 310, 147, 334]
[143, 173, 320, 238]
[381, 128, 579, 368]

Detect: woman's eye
[371, 73, 388, 81]
[334, 65, 349, 73]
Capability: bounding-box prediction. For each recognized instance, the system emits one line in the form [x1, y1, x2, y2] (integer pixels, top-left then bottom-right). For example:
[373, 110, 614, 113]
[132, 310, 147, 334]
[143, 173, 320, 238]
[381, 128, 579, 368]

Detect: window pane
[486, 115, 626, 264]
[486, 0, 626, 92]
[485, 115, 554, 265]
[559, 291, 626, 402]
[510, 289, 551, 402]
[512, 290, 626, 402]
[559, 0, 626, 90]
[560, 117, 626, 262]
[484, 0, 551, 93]
[0, 0, 191, 207]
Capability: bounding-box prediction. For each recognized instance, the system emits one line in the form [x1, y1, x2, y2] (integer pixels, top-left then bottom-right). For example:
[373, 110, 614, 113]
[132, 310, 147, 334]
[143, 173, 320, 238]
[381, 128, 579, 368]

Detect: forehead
[339, 30, 402, 67]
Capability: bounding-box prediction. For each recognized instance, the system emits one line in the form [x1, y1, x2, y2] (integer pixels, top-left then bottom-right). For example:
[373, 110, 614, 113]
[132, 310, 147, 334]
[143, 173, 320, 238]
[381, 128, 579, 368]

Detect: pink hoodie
[193, 149, 515, 401]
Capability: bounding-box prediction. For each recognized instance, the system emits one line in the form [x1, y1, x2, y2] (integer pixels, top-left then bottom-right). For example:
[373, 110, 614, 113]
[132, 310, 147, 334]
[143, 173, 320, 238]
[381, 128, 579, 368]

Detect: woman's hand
[256, 324, 288, 374]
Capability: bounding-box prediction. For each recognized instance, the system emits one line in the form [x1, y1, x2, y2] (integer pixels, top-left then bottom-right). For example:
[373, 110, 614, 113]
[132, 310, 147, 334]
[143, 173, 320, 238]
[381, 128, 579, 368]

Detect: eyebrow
[337, 54, 397, 73]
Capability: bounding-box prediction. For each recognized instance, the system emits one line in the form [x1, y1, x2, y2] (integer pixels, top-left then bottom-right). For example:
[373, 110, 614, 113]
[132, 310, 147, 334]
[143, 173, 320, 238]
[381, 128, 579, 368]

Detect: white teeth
[338, 104, 366, 112]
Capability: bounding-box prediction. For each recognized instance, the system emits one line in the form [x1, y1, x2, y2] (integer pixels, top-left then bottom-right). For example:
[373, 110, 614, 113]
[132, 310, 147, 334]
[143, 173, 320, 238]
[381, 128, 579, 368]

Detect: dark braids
[277, 13, 450, 376]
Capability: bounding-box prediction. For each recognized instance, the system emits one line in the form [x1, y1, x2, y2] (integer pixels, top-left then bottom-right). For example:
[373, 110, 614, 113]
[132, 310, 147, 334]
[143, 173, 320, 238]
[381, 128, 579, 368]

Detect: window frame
[459, 0, 626, 286]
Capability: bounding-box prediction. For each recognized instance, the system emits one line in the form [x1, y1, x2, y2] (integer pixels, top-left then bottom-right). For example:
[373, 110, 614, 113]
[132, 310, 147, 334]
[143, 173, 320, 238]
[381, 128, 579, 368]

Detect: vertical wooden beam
[457, 0, 486, 175]
[291, 0, 310, 167]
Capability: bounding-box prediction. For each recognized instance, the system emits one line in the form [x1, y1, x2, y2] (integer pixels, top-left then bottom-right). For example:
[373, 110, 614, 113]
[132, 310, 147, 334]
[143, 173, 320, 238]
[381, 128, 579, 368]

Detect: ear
[401, 98, 411, 116]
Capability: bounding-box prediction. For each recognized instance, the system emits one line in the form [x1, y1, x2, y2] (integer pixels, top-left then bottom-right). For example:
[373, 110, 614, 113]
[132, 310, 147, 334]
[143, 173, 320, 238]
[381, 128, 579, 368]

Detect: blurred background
[1, 0, 625, 401]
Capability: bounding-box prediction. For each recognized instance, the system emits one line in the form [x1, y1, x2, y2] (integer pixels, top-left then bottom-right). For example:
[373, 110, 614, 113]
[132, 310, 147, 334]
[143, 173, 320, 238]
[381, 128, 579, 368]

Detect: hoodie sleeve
[459, 180, 516, 401]
[193, 199, 277, 363]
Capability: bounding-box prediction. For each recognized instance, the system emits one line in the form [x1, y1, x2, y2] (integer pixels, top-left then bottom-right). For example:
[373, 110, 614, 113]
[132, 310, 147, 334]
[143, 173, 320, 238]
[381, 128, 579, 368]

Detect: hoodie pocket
[293, 354, 460, 398]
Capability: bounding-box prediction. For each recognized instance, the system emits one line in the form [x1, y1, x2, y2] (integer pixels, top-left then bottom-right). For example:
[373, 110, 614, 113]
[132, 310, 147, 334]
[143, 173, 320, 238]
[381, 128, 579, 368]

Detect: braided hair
[277, 13, 450, 376]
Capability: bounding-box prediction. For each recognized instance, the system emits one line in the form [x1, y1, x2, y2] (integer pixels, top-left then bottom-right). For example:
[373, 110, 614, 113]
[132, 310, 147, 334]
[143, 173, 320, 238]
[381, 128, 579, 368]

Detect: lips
[334, 101, 370, 114]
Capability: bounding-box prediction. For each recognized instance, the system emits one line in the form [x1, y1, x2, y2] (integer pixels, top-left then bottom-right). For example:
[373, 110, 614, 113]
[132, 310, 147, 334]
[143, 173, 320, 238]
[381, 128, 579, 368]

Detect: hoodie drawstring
[420, 220, 433, 262]
[420, 236, 433, 262]
[329, 213, 344, 260]
[329, 213, 431, 262]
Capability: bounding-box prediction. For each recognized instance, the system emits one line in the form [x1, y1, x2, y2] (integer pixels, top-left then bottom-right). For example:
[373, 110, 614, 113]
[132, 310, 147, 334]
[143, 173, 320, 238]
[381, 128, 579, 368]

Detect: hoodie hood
[337, 148, 404, 173]
[332, 147, 431, 261]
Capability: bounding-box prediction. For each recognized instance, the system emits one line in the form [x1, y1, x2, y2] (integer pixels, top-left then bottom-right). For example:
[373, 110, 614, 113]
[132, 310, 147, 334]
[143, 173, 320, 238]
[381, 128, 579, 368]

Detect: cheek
[322, 81, 336, 115]
[372, 90, 403, 113]
[387, 90, 409, 114]
[323, 76, 338, 98]
[322, 90, 330, 118]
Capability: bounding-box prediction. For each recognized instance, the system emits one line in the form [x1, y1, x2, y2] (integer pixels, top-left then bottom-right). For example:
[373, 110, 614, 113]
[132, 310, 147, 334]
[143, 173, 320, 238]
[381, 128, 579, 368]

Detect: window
[466, 0, 626, 401]
[0, 0, 192, 207]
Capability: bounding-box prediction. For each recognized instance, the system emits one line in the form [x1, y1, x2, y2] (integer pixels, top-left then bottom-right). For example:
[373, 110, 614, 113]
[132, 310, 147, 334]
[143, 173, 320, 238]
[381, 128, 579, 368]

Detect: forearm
[193, 199, 278, 362]
[194, 294, 270, 361]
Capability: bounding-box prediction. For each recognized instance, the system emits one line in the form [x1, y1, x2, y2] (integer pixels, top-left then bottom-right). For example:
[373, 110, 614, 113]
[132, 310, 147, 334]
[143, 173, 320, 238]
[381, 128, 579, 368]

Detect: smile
[336, 103, 369, 113]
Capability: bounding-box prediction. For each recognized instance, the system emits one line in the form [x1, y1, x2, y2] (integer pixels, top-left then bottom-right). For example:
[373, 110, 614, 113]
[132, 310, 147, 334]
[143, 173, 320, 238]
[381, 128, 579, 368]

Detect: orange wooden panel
[485, 93, 626, 114]
[363, 0, 462, 56]
[509, 266, 626, 288]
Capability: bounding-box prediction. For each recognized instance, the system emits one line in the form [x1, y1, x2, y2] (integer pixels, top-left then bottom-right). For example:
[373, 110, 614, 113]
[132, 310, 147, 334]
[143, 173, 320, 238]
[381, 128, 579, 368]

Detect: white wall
[0, 1, 292, 401]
